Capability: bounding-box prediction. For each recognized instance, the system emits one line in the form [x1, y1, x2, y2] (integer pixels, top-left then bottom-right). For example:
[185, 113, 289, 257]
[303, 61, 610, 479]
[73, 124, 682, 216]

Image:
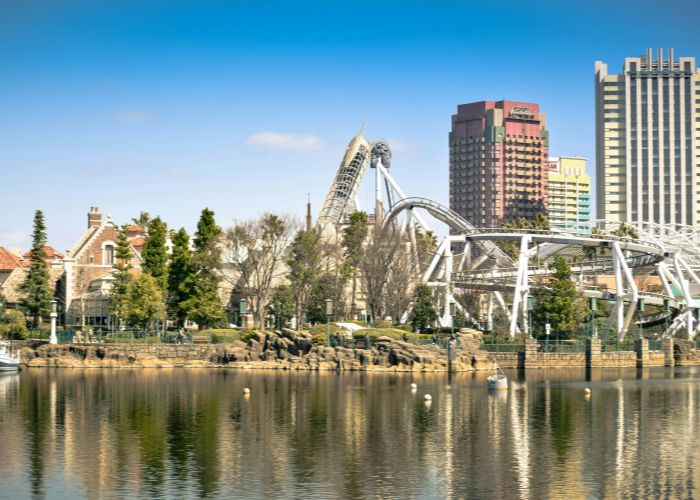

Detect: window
[104, 245, 115, 265]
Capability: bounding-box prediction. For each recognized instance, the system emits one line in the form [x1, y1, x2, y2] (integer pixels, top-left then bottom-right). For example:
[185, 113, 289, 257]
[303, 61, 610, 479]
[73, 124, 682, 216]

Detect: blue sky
[2, 0, 699, 251]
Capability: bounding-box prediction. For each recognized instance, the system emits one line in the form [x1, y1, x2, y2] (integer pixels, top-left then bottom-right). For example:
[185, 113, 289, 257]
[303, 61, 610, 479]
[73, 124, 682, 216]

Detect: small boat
[0, 342, 20, 372]
[487, 361, 508, 391]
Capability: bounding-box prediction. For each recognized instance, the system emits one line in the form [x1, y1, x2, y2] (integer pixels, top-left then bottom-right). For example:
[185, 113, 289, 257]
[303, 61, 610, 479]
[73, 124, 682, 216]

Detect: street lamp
[325, 299, 333, 347]
[49, 300, 58, 345]
[449, 301, 456, 337]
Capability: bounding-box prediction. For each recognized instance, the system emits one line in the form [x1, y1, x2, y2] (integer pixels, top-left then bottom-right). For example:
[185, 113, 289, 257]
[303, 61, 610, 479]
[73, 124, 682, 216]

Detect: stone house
[0, 246, 63, 313]
[60, 207, 144, 326]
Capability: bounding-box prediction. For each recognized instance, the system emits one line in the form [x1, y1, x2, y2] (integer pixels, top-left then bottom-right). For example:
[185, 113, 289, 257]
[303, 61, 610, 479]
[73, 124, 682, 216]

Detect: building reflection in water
[1, 368, 700, 498]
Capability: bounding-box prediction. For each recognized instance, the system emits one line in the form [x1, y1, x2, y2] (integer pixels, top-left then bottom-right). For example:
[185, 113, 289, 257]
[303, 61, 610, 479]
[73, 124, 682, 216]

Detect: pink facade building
[449, 100, 549, 227]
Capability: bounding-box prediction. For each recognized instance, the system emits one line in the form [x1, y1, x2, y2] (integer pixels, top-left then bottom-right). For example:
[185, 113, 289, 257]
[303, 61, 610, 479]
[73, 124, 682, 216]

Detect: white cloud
[113, 109, 155, 122]
[245, 132, 325, 152]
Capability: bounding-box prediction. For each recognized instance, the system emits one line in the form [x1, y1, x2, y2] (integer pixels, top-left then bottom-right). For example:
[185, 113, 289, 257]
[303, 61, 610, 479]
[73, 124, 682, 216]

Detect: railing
[537, 339, 587, 353]
[480, 340, 525, 353]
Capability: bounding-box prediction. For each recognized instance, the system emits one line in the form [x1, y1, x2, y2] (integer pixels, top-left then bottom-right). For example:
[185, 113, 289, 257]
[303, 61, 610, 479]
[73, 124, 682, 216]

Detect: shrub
[0, 311, 28, 340]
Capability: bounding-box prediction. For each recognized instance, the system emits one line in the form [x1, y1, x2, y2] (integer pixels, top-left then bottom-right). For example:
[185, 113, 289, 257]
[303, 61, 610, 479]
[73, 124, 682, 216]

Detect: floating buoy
[584, 387, 591, 396]
[424, 394, 432, 401]
[243, 387, 251, 395]
[410, 383, 418, 389]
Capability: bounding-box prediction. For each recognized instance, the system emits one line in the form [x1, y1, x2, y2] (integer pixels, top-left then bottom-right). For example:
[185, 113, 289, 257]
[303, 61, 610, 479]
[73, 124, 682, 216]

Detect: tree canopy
[19, 210, 53, 328]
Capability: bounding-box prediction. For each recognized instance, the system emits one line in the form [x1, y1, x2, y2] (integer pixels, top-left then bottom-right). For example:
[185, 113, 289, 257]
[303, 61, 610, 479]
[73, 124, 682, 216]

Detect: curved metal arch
[383, 197, 513, 265]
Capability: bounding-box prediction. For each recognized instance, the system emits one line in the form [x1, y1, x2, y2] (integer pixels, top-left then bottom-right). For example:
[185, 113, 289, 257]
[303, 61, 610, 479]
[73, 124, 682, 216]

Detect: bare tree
[360, 225, 416, 323]
[223, 214, 298, 330]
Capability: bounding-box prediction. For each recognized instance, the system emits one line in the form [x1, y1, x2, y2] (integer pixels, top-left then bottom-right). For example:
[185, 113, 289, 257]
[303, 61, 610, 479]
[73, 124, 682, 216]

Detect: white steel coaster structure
[317, 132, 700, 340]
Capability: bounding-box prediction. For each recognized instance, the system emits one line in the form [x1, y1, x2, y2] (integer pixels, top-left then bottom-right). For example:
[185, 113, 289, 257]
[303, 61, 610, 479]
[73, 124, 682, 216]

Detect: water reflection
[1, 368, 699, 498]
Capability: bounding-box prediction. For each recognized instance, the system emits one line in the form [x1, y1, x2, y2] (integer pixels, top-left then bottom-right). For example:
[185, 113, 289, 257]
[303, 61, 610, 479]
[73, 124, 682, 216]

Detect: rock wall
[20, 329, 492, 372]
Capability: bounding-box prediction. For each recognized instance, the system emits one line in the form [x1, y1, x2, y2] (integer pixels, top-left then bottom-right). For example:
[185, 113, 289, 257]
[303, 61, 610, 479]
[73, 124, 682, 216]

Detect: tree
[409, 283, 438, 332]
[269, 285, 295, 329]
[183, 209, 225, 330]
[342, 211, 369, 317]
[167, 228, 194, 327]
[360, 225, 415, 324]
[611, 222, 639, 240]
[224, 214, 297, 330]
[306, 272, 345, 324]
[131, 211, 151, 228]
[108, 225, 133, 328]
[142, 216, 169, 291]
[531, 256, 586, 340]
[123, 274, 165, 330]
[287, 228, 322, 329]
[19, 210, 53, 328]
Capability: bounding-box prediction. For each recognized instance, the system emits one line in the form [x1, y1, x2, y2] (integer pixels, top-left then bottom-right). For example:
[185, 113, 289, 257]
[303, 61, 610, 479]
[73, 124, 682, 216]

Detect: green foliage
[531, 257, 586, 339]
[181, 209, 225, 329]
[342, 211, 369, 271]
[192, 208, 222, 285]
[180, 285, 226, 330]
[408, 283, 438, 332]
[611, 222, 639, 240]
[123, 274, 166, 330]
[287, 228, 322, 328]
[306, 273, 345, 324]
[0, 310, 28, 340]
[269, 285, 295, 327]
[167, 228, 194, 326]
[109, 225, 134, 325]
[19, 210, 53, 328]
[142, 216, 169, 291]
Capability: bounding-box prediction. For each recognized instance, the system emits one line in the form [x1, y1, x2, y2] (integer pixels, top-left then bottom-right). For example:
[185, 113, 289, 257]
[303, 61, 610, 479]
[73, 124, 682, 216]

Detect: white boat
[0, 342, 20, 371]
[487, 361, 508, 391]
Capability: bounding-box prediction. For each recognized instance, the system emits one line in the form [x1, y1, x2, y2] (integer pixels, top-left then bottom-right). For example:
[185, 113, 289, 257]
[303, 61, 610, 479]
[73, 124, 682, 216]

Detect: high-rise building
[595, 48, 700, 225]
[547, 156, 591, 232]
[450, 100, 549, 227]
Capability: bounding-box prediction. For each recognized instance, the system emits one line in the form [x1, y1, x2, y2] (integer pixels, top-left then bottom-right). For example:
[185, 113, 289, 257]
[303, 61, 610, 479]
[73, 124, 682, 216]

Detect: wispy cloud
[245, 132, 325, 152]
[113, 109, 156, 122]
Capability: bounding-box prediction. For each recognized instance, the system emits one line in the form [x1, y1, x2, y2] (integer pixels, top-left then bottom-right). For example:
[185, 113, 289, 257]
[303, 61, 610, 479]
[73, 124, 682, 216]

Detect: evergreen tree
[109, 225, 133, 328]
[184, 208, 225, 329]
[287, 228, 322, 329]
[408, 283, 438, 332]
[531, 257, 585, 339]
[167, 228, 194, 326]
[19, 210, 53, 328]
[269, 285, 295, 329]
[342, 211, 368, 317]
[142, 216, 169, 291]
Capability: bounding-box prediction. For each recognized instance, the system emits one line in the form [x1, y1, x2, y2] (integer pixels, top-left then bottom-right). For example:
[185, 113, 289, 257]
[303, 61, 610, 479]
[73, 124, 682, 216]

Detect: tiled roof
[0, 247, 27, 270]
[129, 235, 146, 246]
[22, 245, 65, 260]
[127, 225, 144, 233]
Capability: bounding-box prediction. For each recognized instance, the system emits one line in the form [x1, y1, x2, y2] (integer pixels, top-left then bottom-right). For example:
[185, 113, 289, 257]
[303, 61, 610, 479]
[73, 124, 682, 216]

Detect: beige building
[595, 48, 700, 225]
[547, 156, 591, 232]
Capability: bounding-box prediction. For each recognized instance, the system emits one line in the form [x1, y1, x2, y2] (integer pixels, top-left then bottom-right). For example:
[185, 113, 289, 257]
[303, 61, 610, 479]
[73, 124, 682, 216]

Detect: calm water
[1, 367, 699, 499]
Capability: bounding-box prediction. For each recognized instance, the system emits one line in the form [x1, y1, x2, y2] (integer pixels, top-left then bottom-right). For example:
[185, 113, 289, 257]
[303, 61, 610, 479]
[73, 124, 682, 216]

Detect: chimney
[88, 207, 102, 228]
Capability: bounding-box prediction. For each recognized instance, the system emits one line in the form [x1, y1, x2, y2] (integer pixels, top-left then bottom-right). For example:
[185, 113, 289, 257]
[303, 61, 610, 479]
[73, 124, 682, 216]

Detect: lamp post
[449, 301, 456, 337]
[49, 300, 58, 345]
[637, 298, 645, 340]
[325, 299, 333, 347]
[239, 298, 247, 328]
[589, 297, 598, 340]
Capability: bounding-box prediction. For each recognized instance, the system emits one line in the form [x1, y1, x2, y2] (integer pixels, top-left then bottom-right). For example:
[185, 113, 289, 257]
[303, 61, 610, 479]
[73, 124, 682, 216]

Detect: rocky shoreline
[18, 328, 495, 372]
